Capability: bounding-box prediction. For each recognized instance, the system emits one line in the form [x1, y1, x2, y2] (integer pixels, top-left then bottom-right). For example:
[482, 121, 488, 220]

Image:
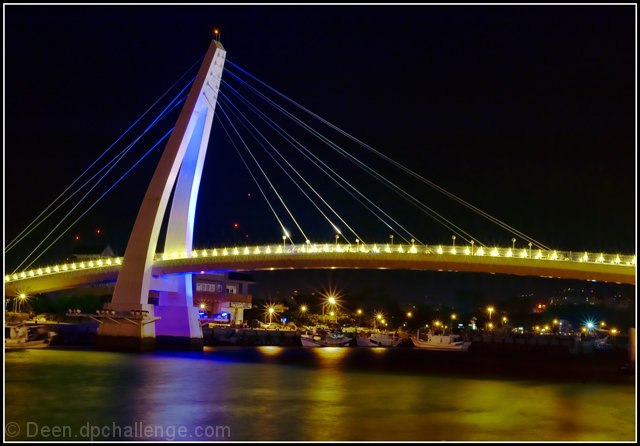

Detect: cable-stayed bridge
[5, 34, 635, 350]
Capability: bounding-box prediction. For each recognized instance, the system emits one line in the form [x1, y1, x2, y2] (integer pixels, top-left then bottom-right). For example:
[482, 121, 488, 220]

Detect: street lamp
[470, 240, 475, 255]
[268, 306, 275, 324]
[487, 306, 494, 321]
[452, 235, 456, 249]
[390, 234, 394, 246]
[528, 242, 533, 258]
[407, 311, 413, 318]
[300, 305, 307, 313]
[512, 238, 516, 250]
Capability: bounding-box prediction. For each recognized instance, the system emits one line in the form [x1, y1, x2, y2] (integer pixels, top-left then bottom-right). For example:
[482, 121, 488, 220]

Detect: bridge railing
[5, 243, 635, 285]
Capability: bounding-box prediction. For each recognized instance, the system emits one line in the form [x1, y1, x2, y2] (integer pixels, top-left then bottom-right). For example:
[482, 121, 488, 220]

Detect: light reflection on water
[5, 347, 635, 441]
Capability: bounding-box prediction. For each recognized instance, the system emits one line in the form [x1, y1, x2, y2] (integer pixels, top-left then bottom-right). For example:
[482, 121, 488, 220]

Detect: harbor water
[5, 347, 635, 441]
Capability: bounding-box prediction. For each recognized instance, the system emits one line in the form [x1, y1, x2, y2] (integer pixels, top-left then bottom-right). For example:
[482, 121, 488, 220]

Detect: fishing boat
[5, 324, 53, 350]
[411, 330, 471, 351]
[356, 331, 401, 347]
[300, 331, 352, 347]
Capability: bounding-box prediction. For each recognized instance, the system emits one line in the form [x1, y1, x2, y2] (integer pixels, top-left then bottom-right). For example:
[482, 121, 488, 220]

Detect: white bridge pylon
[98, 39, 226, 347]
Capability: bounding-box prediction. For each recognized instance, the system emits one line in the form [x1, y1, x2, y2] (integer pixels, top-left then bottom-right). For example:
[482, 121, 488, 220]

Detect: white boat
[5, 324, 53, 350]
[356, 332, 401, 347]
[300, 332, 352, 347]
[411, 330, 471, 351]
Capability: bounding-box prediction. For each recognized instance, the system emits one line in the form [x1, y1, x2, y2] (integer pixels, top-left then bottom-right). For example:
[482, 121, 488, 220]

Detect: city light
[300, 305, 307, 312]
[487, 306, 494, 320]
[357, 309, 362, 315]
[407, 312, 413, 318]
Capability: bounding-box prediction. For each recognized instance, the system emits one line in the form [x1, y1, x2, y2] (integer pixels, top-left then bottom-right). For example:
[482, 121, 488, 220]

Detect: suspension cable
[16, 129, 174, 272]
[11, 95, 188, 272]
[222, 73, 479, 245]
[6, 76, 195, 254]
[221, 81, 424, 245]
[219, 95, 358, 245]
[6, 54, 204, 252]
[225, 61, 549, 250]
[217, 104, 309, 243]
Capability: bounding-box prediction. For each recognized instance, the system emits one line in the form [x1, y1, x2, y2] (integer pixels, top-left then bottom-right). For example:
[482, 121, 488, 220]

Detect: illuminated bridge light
[632, 256, 636, 265]
[244, 247, 250, 255]
[266, 246, 271, 254]
[465, 247, 471, 255]
[397, 245, 404, 253]
[13, 274, 19, 280]
[410, 245, 417, 254]
[255, 247, 261, 254]
[385, 244, 391, 253]
[491, 248, 498, 257]
[37, 269, 43, 275]
[583, 253, 589, 262]
[54, 266, 60, 272]
[162, 253, 168, 260]
[300, 246, 306, 253]
[171, 252, 178, 259]
[21, 272, 27, 278]
[536, 250, 543, 259]
[29, 270, 35, 276]
[372, 244, 379, 253]
[79, 263, 85, 269]
[437, 246, 443, 254]
[106, 259, 112, 265]
[192, 250, 198, 258]
[506, 249, 513, 257]
[181, 252, 187, 258]
[550, 251, 558, 260]
[612, 255, 620, 264]
[200, 250, 207, 257]
[476, 248, 484, 256]
[276, 246, 283, 254]
[597, 254, 604, 263]
[97, 260, 103, 266]
[451, 247, 456, 254]
[360, 245, 366, 253]
[45, 267, 51, 273]
[64, 264, 69, 271]
[520, 249, 528, 258]
[5, 275, 10, 282]
[211, 249, 218, 256]
[115, 258, 121, 264]
[88, 261, 94, 267]
[324, 244, 329, 252]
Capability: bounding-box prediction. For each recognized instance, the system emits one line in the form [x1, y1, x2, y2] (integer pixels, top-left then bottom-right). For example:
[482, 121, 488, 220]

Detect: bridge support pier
[94, 303, 157, 352]
[154, 274, 203, 351]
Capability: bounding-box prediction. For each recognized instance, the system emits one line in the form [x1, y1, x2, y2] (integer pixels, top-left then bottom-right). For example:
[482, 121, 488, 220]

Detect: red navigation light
[233, 222, 239, 229]
[247, 193, 251, 197]
[74, 235, 80, 241]
[96, 229, 101, 235]
[245, 234, 249, 238]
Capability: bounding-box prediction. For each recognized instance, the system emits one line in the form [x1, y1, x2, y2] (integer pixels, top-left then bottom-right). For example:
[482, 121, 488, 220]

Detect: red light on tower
[96, 229, 101, 235]
[233, 222, 239, 229]
[74, 235, 80, 241]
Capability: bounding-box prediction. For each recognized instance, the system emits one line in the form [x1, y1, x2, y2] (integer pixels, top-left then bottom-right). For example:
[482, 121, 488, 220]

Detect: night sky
[5, 5, 636, 303]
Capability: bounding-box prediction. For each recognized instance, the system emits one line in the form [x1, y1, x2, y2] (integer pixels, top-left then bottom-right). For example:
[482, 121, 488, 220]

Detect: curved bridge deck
[5, 243, 636, 296]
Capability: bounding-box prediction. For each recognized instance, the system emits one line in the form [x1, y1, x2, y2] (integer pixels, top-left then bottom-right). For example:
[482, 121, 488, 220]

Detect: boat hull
[411, 336, 471, 351]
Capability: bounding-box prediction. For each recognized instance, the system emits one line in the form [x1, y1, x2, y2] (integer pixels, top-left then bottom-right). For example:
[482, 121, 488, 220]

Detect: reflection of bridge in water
[5, 243, 635, 297]
[5, 32, 635, 351]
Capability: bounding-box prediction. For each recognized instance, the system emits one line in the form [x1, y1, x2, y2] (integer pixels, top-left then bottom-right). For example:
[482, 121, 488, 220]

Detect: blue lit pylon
[97, 38, 226, 351]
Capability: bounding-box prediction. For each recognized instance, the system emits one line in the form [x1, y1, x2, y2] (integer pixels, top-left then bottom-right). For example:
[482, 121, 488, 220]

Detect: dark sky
[4, 5, 636, 303]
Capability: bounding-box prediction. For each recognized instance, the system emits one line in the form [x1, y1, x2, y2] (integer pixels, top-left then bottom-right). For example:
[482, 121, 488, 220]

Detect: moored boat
[300, 332, 352, 347]
[356, 332, 401, 347]
[5, 324, 53, 350]
[411, 330, 471, 351]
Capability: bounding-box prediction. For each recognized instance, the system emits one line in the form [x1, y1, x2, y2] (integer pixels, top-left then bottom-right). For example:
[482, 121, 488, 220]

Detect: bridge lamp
[470, 240, 475, 255]
[452, 235, 456, 248]
[512, 238, 516, 250]
[390, 234, 394, 246]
